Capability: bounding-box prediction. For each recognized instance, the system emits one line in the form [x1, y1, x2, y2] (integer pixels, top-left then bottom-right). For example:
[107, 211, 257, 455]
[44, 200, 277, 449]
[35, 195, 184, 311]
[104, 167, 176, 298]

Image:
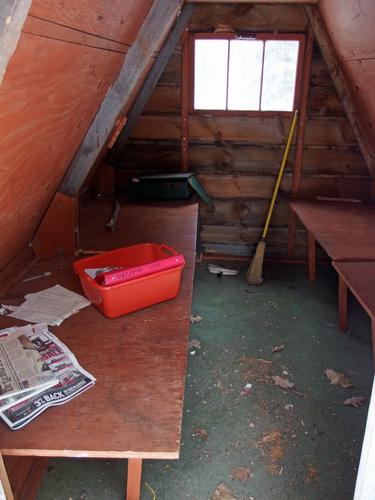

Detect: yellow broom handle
[262, 109, 299, 239]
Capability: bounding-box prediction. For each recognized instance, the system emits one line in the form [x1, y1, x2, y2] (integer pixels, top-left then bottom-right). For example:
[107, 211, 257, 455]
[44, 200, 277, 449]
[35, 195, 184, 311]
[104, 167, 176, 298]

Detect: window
[192, 34, 304, 114]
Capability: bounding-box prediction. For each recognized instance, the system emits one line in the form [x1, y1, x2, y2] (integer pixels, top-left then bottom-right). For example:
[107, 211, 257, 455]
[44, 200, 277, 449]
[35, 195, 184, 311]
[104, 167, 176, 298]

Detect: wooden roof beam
[0, 0, 32, 86]
[59, 0, 183, 197]
[110, 3, 196, 164]
[305, 5, 375, 178]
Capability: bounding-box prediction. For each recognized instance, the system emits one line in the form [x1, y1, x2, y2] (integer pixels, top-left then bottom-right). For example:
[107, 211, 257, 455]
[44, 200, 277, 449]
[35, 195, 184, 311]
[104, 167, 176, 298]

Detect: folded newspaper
[0, 324, 58, 409]
[0, 323, 96, 430]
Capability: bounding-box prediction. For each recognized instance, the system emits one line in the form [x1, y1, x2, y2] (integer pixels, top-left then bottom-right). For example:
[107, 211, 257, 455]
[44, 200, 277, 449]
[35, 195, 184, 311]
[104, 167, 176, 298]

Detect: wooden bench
[0, 199, 198, 500]
[333, 261, 375, 365]
[288, 200, 375, 281]
[289, 199, 375, 364]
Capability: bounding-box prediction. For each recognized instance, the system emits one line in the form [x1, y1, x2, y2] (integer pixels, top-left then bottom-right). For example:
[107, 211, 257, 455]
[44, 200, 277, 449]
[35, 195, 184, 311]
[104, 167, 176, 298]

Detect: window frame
[189, 32, 306, 117]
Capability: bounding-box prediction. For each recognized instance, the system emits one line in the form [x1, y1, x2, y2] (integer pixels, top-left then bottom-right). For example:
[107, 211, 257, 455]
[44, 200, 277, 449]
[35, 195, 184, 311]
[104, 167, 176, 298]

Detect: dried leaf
[343, 396, 366, 408]
[190, 314, 202, 324]
[212, 482, 237, 500]
[189, 338, 201, 349]
[192, 427, 208, 440]
[272, 375, 294, 390]
[325, 368, 354, 388]
[230, 467, 251, 481]
[272, 344, 286, 353]
[240, 383, 252, 396]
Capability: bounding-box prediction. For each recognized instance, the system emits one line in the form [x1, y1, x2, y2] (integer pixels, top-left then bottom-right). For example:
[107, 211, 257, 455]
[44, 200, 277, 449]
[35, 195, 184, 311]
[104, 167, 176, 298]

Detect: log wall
[118, 3, 369, 258]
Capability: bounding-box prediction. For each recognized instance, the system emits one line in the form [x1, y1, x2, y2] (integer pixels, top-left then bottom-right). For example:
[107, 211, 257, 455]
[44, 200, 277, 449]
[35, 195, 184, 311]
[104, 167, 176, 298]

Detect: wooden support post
[307, 230, 316, 281]
[0, 453, 14, 500]
[31, 192, 77, 258]
[126, 458, 142, 500]
[288, 29, 313, 257]
[338, 275, 348, 332]
[111, 4, 195, 165]
[305, 5, 375, 178]
[58, 0, 183, 196]
[0, 0, 32, 86]
[181, 30, 190, 172]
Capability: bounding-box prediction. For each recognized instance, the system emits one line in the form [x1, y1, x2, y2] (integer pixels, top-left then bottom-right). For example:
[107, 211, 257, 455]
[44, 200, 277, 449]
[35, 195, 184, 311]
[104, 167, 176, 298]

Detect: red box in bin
[73, 243, 185, 318]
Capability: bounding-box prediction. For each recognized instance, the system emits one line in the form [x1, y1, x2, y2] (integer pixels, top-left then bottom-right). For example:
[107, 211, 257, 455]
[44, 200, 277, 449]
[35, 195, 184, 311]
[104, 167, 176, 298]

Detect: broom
[246, 109, 299, 285]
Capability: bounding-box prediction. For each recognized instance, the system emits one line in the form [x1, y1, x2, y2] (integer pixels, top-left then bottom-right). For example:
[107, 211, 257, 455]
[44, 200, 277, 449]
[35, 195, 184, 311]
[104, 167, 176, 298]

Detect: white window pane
[261, 40, 299, 111]
[228, 40, 263, 111]
[194, 40, 228, 110]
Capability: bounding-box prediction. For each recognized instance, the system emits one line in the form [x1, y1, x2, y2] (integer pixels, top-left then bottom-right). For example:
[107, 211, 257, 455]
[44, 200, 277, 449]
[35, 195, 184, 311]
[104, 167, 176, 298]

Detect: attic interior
[0, 1, 375, 499]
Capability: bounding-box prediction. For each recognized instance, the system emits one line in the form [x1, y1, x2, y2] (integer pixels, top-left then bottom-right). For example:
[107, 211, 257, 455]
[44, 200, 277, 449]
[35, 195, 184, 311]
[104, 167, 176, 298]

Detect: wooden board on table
[0, 200, 198, 460]
[289, 200, 375, 261]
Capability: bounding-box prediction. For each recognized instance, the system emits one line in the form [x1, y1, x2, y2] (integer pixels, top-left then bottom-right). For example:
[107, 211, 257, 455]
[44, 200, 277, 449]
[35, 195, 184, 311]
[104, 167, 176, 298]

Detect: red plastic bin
[73, 243, 185, 318]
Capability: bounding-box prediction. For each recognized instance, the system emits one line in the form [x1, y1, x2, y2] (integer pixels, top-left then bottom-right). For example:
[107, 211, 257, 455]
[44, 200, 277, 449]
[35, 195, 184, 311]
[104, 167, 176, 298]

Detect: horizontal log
[200, 198, 291, 227]
[189, 144, 367, 175]
[197, 173, 370, 200]
[144, 85, 342, 118]
[201, 241, 318, 259]
[119, 142, 367, 176]
[201, 224, 307, 246]
[158, 50, 181, 85]
[189, 4, 307, 32]
[308, 86, 344, 116]
[131, 115, 358, 146]
[144, 85, 181, 113]
[310, 54, 333, 87]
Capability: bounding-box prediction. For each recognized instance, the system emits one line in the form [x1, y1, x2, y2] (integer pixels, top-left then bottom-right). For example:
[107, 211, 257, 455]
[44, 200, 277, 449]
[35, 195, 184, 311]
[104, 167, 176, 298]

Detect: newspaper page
[0, 323, 96, 430]
[0, 324, 59, 401]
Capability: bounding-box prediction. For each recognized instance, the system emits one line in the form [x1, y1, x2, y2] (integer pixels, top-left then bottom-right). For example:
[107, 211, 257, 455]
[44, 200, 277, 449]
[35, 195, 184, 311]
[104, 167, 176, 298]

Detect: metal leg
[338, 275, 348, 331]
[307, 230, 316, 282]
[126, 458, 142, 500]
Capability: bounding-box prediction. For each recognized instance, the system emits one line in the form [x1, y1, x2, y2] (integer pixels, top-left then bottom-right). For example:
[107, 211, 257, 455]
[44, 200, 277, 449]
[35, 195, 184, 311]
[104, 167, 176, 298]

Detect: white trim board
[354, 376, 375, 500]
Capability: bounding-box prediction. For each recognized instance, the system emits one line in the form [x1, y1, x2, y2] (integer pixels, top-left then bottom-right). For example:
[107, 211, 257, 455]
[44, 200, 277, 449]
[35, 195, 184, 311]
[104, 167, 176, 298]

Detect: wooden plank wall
[0, 0, 152, 270]
[118, 4, 370, 258]
[318, 0, 375, 173]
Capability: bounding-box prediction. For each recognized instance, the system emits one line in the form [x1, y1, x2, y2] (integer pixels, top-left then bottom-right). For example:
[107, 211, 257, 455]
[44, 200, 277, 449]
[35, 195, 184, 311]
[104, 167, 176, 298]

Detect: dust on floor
[37, 263, 373, 500]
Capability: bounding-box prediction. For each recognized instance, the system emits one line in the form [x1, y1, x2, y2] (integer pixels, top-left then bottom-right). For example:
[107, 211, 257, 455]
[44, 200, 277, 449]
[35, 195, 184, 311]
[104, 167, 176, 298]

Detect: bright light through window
[194, 37, 300, 112]
[194, 40, 228, 110]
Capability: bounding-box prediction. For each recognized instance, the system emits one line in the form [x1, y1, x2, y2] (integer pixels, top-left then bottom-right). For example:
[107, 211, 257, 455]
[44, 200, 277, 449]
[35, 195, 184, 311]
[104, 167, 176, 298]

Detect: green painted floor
[37, 263, 373, 500]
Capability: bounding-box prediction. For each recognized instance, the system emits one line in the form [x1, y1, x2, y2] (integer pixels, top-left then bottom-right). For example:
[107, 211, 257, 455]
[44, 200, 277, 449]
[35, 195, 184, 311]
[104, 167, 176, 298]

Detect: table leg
[126, 458, 142, 500]
[307, 231, 316, 282]
[0, 452, 14, 500]
[338, 275, 348, 332]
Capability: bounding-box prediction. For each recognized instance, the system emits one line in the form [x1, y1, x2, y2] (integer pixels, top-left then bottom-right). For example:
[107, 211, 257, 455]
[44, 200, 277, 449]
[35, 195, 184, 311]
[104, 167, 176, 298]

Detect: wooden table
[0, 199, 198, 500]
[333, 261, 375, 364]
[289, 200, 375, 281]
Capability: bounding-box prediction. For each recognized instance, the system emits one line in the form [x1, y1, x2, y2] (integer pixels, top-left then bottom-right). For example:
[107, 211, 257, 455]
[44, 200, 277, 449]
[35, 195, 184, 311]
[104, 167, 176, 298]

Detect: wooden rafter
[305, 5, 375, 178]
[0, 0, 32, 86]
[59, 0, 183, 197]
[110, 3, 195, 164]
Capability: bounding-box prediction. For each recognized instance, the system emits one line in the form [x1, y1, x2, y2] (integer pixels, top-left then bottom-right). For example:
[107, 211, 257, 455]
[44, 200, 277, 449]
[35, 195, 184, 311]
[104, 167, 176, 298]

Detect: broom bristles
[246, 239, 266, 285]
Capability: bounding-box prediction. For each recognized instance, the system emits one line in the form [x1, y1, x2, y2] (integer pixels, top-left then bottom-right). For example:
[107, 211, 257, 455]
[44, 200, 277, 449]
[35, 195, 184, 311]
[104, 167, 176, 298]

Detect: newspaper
[3, 284, 91, 326]
[0, 323, 96, 430]
[0, 324, 58, 405]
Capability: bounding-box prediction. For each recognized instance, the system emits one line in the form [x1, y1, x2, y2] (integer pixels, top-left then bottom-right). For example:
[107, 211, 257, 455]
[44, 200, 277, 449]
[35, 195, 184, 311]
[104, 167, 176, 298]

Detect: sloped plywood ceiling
[319, 0, 375, 167]
[0, 0, 152, 270]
